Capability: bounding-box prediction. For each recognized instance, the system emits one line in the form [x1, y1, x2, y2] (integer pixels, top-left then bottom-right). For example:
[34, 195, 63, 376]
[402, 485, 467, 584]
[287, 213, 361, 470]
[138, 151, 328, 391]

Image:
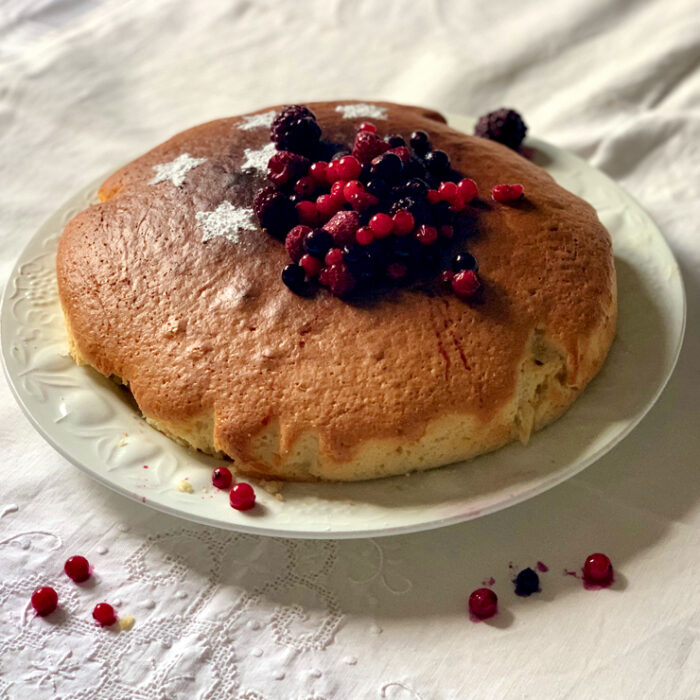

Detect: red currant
[491, 183, 524, 203]
[300, 253, 323, 277]
[348, 191, 379, 212]
[355, 226, 375, 245]
[325, 160, 341, 183]
[427, 189, 441, 204]
[229, 482, 256, 511]
[416, 225, 438, 245]
[296, 200, 320, 226]
[336, 155, 362, 181]
[31, 586, 58, 616]
[452, 269, 480, 299]
[388, 146, 411, 163]
[212, 466, 233, 490]
[64, 555, 90, 583]
[392, 210, 415, 236]
[358, 121, 377, 133]
[468, 588, 498, 619]
[369, 213, 394, 238]
[92, 602, 117, 627]
[583, 553, 613, 585]
[440, 269, 455, 288]
[316, 194, 342, 220]
[325, 248, 344, 266]
[330, 180, 347, 202]
[457, 178, 478, 203]
[309, 161, 328, 183]
[343, 180, 365, 201]
[294, 175, 316, 199]
[438, 181, 459, 203]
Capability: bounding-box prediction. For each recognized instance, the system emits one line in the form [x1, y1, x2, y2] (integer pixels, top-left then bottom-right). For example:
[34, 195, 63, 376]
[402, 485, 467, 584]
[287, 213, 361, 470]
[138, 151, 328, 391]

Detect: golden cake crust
[57, 101, 616, 481]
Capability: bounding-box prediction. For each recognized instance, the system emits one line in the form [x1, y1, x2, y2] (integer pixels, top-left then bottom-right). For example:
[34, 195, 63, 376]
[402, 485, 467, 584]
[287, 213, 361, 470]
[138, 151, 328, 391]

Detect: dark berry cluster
[254, 105, 486, 301]
[474, 108, 527, 151]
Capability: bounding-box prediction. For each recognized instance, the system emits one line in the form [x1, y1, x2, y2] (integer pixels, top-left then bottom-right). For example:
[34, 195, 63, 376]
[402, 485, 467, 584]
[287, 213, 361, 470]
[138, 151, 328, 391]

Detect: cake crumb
[118, 615, 135, 631]
[176, 480, 194, 494]
[118, 437, 127, 447]
[259, 480, 284, 497]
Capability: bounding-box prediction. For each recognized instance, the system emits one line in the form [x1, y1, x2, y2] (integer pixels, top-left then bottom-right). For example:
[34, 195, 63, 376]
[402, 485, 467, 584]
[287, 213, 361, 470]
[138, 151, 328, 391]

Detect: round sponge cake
[56, 101, 616, 481]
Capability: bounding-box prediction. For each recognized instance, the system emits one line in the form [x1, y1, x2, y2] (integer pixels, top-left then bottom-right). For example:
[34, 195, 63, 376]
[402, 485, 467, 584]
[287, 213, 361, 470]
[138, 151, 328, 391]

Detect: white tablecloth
[1, 1, 699, 698]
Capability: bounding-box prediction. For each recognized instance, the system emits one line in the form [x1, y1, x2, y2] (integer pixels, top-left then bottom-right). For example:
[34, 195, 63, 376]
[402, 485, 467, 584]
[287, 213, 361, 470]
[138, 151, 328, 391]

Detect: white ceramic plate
[1, 115, 685, 539]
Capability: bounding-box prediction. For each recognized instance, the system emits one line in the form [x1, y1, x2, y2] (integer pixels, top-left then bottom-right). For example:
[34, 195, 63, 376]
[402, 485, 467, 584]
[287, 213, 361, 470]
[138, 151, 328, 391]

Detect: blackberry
[474, 108, 527, 150]
[271, 105, 322, 156]
[281, 264, 306, 294]
[514, 567, 540, 596]
[253, 186, 297, 238]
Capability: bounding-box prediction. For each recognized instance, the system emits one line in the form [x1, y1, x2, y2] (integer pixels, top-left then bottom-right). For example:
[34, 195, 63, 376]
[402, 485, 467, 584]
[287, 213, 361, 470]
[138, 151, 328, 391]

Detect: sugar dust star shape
[335, 103, 388, 120]
[239, 110, 277, 130]
[196, 201, 257, 245]
[241, 142, 277, 174]
[150, 153, 207, 187]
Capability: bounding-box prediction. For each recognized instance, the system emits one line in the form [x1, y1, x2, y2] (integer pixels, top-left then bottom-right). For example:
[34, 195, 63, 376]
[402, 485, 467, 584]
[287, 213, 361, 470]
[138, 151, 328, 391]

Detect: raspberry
[355, 226, 375, 245]
[319, 263, 356, 297]
[294, 175, 316, 199]
[491, 184, 524, 203]
[285, 225, 312, 262]
[468, 588, 498, 619]
[267, 151, 310, 186]
[316, 194, 342, 220]
[369, 213, 394, 238]
[583, 553, 613, 586]
[212, 466, 233, 490]
[295, 200, 321, 227]
[474, 108, 527, 150]
[358, 121, 377, 133]
[392, 209, 415, 236]
[324, 210, 360, 247]
[457, 178, 478, 203]
[452, 269, 481, 299]
[253, 186, 297, 238]
[230, 482, 256, 510]
[336, 155, 362, 181]
[352, 130, 389, 164]
[270, 104, 321, 156]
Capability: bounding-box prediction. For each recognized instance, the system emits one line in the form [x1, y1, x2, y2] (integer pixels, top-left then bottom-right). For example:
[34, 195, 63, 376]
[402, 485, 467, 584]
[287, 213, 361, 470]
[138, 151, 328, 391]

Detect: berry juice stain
[536, 561, 549, 573]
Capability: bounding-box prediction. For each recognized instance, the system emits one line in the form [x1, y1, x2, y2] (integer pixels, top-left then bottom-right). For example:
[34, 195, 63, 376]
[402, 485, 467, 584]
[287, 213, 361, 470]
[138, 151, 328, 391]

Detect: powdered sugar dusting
[241, 142, 276, 174]
[335, 103, 388, 120]
[239, 110, 277, 130]
[196, 201, 257, 245]
[150, 153, 207, 187]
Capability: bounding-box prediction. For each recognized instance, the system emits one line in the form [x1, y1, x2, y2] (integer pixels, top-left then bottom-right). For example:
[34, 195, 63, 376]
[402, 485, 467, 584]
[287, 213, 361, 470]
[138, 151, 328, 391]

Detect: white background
[0, 1, 699, 698]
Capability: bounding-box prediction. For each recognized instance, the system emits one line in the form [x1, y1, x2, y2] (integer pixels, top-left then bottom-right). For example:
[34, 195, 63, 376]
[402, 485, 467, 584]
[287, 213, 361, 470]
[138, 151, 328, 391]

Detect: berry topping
[31, 586, 58, 616]
[325, 247, 344, 266]
[385, 134, 406, 147]
[355, 226, 375, 245]
[583, 553, 614, 586]
[387, 262, 408, 281]
[294, 175, 316, 199]
[300, 253, 323, 277]
[424, 149, 450, 175]
[254, 186, 297, 237]
[319, 263, 356, 297]
[267, 150, 310, 186]
[491, 183, 524, 203]
[329, 180, 347, 202]
[343, 180, 365, 201]
[457, 177, 478, 203]
[285, 225, 312, 262]
[369, 213, 394, 238]
[295, 200, 321, 227]
[92, 602, 117, 627]
[304, 229, 334, 259]
[281, 263, 306, 294]
[370, 152, 403, 183]
[439, 224, 454, 239]
[409, 130, 431, 155]
[438, 181, 459, 203]
[392, 209, 415, 236]
[514, 567, 540, 596]
[474, 108, 527, 150]
[426, 189, 441, 204]
[452, 269, 481, 300]
[64, 555, 90, 583]
[416, 225, 438, 245]
[316, 193, 342, 220]
[468, 588, 498, 619]
[440, 269, 455, 288]
[352, 129, 390, 164]
[358, 121, 377, 133]
[324, 210, 360, 247]
[336, 155, 362, 181]
[229, 482, 256, 510]
[365, 178, 390, 198]
[212, 466, 233, 490]
[309, 161, 328, 183]
[348, 191, 379, 212]
[271, 104, 321, 156]
[453, 252, 478, 272]
[388, 146, 411, 163]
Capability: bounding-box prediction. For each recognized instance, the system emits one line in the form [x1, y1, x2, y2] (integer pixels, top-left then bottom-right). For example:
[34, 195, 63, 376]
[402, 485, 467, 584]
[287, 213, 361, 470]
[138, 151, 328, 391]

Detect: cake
[56, 101, 617, 481]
